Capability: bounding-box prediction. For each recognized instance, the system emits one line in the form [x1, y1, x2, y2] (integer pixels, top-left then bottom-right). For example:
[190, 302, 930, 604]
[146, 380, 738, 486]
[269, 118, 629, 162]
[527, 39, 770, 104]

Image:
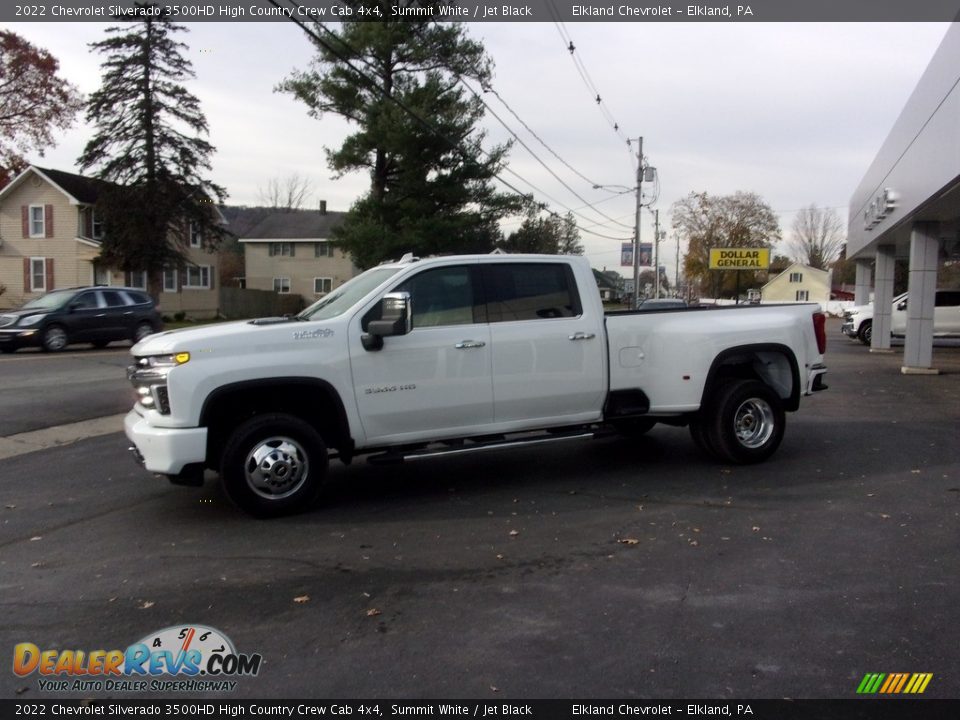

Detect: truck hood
[131, 317, 341, 357]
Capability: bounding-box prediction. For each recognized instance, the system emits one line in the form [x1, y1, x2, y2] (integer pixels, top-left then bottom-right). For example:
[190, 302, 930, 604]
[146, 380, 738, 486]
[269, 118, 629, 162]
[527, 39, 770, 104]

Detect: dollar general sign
[709, 248, 770, 270]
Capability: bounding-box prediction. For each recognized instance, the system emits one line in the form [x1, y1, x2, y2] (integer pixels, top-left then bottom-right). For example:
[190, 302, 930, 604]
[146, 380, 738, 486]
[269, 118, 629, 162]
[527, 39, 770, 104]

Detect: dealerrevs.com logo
[13, 625, 262, 693]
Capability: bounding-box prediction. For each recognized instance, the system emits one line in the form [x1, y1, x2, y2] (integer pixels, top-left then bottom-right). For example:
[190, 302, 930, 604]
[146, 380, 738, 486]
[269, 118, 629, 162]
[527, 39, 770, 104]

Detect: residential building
[760, 263, 831, 306]
[0, 166, 220, 317]
[239, 206, 358, 307]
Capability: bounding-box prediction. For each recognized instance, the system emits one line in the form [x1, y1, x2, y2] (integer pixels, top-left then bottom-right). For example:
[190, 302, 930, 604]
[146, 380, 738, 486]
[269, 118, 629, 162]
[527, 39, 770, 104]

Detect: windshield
[21, 290, 76, 311]
[298, 266, 403, 322]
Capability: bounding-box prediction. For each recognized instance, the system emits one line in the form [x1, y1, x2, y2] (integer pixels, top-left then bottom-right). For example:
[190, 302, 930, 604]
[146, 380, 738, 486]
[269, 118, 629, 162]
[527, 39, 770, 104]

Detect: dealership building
[847, 21, 960, 373]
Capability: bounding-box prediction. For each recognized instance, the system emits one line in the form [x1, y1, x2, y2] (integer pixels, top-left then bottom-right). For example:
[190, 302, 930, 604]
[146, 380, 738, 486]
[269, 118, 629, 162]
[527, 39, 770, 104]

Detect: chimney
[319, 200, 327, 215]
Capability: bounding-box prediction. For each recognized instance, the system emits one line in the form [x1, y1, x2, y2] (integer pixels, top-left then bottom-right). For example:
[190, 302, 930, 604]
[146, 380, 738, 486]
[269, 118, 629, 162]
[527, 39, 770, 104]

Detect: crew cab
[841, 289, 960, 345]
[125, 254, 828, 516]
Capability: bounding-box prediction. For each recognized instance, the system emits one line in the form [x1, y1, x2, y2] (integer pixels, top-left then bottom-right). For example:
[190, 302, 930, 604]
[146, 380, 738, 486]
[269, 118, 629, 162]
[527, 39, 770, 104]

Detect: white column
[854, 261, 872, 306]
[902, 223, 940, 374]
[870, 245, 896, 352]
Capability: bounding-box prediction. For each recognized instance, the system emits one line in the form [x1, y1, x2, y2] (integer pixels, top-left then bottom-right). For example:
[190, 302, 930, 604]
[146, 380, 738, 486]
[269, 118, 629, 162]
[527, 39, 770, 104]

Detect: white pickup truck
[125, 254, 828, 516]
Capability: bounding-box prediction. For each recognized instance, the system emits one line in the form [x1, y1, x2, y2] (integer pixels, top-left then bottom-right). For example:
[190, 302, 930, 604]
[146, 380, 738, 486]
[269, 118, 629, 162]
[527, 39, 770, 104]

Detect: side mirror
[896, 300, 908, 311]
[68, 302, 82, 312]
[362, 292, 411, 351]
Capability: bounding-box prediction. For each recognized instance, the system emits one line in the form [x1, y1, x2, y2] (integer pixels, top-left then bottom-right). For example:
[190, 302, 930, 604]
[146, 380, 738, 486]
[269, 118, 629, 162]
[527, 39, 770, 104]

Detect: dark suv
[0, 287, 163, 353]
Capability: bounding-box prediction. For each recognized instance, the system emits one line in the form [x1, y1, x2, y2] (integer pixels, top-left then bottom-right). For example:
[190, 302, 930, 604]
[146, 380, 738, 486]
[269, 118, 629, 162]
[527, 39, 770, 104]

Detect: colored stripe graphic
[857, 673, 932, 694]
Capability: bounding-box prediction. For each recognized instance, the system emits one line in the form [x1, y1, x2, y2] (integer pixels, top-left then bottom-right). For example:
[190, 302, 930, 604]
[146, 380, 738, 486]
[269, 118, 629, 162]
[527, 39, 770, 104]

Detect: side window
[935, 291, 960, 307]
[72, 292, 100, 310]
[397, 266, 482, 329]
[485, 263, 581, 322]
[102, 290, 128, 307]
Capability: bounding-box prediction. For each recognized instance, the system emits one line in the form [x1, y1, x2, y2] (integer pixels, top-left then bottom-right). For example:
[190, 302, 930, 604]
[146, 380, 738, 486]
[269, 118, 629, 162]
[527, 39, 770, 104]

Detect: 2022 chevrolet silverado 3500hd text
[125, 254, 828, 517]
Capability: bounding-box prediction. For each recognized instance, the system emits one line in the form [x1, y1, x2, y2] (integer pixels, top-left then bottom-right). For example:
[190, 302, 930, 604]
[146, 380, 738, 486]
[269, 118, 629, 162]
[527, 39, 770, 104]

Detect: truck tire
[703, 379, 785, 464]
[858, 320, 872, 345]
[220, 413, 327, 517]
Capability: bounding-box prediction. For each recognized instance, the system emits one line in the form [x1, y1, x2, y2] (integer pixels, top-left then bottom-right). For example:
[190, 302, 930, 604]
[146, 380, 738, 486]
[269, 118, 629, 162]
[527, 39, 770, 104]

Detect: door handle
[568, 332, 596, 341]
[455, 340, 486, 349]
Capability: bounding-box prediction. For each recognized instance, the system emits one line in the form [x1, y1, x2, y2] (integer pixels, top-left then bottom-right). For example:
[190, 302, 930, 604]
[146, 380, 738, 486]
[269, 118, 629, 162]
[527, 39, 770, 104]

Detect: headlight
[140, 352, 190, 368]
[19, 314, 46, 327]
[127, 353, 188, 415]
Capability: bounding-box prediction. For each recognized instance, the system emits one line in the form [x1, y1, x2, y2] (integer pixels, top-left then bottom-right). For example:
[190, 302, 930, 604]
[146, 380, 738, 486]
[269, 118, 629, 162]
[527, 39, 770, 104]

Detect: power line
[283, 11, 635, 241]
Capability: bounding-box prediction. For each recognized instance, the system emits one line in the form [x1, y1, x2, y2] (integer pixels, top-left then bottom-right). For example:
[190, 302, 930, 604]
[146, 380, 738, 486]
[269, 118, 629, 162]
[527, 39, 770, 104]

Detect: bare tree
[789, 204, 845, 270]
[258, 173, 313, 211]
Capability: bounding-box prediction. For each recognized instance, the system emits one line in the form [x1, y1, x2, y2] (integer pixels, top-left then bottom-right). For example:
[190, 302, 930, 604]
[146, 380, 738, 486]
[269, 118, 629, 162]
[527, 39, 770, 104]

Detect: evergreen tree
[498, 206, 583, 255]
[278, 11, 519, 268]
[78, 8, 225, 286]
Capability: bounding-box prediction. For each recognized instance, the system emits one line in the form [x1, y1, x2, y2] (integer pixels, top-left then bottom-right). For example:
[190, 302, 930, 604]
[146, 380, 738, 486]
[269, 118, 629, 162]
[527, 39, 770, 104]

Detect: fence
[219, 287, 304, 319]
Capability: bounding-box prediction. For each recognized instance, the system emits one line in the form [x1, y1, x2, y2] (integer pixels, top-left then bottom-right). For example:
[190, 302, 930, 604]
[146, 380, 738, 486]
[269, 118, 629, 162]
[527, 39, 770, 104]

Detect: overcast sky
[9, 20, 952, 278]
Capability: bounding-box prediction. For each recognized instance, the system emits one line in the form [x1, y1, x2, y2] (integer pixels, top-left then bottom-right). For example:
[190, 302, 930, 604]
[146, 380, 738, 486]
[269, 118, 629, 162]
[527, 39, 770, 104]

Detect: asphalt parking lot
[1, 320, 958, 701]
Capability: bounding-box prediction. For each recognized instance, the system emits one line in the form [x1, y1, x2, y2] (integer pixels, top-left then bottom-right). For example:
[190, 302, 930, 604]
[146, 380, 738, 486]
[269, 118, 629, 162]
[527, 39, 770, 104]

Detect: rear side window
[101, 290, 130, 307]
[935, 291, 960, 307]
[484, 263, 581, 322]
[121, 291, 151, 306]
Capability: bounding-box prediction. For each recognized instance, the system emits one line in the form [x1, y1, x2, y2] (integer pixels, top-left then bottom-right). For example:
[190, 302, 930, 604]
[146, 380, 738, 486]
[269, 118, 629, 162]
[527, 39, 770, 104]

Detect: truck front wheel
[220, 413, 327, 517]
[704, 379, 785, 464]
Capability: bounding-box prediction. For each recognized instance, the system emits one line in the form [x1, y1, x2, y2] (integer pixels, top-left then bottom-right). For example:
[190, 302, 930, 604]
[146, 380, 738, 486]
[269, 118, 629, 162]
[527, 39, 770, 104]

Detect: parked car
[842, 289, 960, 345]
[0, 286, 162, 353]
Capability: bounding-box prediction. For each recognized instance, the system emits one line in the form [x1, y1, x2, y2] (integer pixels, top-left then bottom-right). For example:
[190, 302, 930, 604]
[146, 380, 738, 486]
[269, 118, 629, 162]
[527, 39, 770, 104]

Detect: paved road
[2, 326, 959, 700]
[0, 347, 132, 436]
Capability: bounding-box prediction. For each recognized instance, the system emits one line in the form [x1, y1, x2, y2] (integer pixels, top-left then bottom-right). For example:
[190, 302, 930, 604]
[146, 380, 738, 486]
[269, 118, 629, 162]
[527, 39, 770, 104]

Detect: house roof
[0, 165, 110, 205]
[238, 209, 346, 241]
[761, 262, 830, 290]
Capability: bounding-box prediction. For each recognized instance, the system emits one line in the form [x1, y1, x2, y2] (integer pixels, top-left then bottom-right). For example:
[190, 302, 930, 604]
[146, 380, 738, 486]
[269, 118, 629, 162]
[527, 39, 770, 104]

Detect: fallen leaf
[366, 608, 382, 617]
[30, 562, 42, 568]
[688, 540, 699, 547]
[911, 469, 921, 474]
[618, 538, 640, 545]
[293, 595, 310, 604]
[496, 554, 504, 560]
[489, 686, 499, 693]
[30, 536, 42, 542]
[751, 526, 760, 532]
[508, 530, 519, 537]
[5, 504, 15, 510]
[138, 601, 154, 610]
[879, 514, 891, 519]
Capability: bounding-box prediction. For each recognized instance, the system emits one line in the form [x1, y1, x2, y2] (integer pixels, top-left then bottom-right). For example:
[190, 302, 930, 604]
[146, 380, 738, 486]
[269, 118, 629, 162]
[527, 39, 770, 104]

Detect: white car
[842, 289, 960, 345]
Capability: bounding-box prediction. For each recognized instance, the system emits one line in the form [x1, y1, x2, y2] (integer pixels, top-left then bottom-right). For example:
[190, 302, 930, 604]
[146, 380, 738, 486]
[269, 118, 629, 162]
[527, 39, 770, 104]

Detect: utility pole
[632, 137, 643, 311]
[675, 233, 680, 300]
[653, 208, 661, 298]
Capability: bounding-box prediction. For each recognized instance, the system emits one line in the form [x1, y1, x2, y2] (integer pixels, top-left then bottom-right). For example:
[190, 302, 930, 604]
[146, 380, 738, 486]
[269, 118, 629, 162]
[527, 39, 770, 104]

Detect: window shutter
[290, 244, 296, 257]
[23, 258, 30, 291]
[208, 267, 215, 290]
[45, 205, 53, 237]
[268, 244, 275, 257]
[21, 206, 29, 237]
[45, 259, 54, 290]
[84, 210, 93, 238]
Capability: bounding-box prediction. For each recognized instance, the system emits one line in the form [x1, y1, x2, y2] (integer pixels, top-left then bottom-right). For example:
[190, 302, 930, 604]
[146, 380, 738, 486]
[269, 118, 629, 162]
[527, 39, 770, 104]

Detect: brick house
[0, 166, 220, 317]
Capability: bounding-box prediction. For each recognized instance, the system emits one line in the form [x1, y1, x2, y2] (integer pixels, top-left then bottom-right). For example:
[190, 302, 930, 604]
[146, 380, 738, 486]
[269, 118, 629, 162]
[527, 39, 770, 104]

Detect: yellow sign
[709, 248, 770, 270]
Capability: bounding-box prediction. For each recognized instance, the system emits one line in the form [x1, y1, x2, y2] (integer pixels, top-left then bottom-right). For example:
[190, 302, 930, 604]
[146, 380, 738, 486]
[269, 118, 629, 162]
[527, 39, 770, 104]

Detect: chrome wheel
[244, 436, 309, 500]
[43, 326, 68, 351]
[733, 398, 775, 449]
